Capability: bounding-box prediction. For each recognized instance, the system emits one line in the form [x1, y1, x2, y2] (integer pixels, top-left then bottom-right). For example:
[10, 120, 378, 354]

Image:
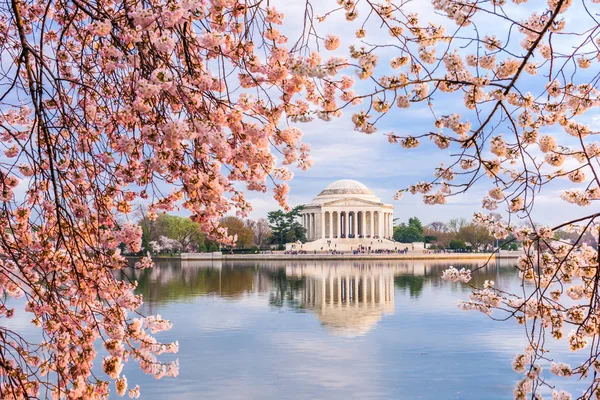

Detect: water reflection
[128, 259, 518, 335]
[289, 264, 395, 337]
[117, 259, 585, 400]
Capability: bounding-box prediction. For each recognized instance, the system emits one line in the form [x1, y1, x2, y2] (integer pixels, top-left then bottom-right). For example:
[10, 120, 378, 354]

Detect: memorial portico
[300, 180, 395, 241]
[287, 263, 396, 336]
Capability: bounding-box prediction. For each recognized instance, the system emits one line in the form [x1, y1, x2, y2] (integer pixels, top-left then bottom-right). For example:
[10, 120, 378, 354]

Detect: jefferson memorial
[289, 180, 419, 252]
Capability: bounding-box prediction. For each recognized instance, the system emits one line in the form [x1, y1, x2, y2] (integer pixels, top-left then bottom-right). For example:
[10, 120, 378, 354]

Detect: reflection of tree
[393, 261, 520, 298]
[426, 262, 520, 291]
[125, 259, 521, 311]
[266, 269, 305, 309]
[133, 261, 258, 306]
[394, 274, 427, 298]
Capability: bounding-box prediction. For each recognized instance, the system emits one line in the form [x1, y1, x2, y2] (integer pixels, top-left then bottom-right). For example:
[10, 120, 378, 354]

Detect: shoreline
[178, 252, 522, 261]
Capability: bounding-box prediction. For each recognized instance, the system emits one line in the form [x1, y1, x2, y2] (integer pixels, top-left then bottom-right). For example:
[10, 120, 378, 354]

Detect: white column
[321, 212, 325, 239]
[388, 213, 391, 238]
[312, 213, 316, 240]
[344, 212, 349, 238]
[389, 213, 393, 239]
[328, 211, 333, 239]
[369, 211, 374, 238]
[361, 211, 366, 237]
[385, 213, 392, 237]
[374, 211, 377, 238]
[378, 211, 383, 238]
[337, 211, 342, 238]
[353, 210, 358, 237]
[305, 214, 309, 239]
[384, 213, 388, 238]
[386, 213, 389, 238]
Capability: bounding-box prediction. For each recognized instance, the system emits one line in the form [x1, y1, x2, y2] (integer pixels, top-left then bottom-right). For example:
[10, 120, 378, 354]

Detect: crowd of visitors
[282, 245, 480, 256]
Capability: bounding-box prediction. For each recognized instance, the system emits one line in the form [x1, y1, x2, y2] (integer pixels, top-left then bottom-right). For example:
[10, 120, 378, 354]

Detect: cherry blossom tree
[149, 236, 183, 254]
[311, 0, 600, 398]
[1, 0, 318, 397]
[1, 0, 600, 398]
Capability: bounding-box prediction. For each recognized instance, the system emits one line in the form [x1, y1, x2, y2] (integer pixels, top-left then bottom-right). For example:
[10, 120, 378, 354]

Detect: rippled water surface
[109, 259, 582, 399]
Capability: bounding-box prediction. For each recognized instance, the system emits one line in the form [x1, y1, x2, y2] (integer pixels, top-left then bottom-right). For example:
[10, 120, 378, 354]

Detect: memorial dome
[313, 179, 380, 204]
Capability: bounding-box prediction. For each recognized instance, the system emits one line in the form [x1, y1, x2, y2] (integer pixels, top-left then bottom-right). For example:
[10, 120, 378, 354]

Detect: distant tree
[138, 211, 205, 252]
[408, 217, 423, 232]
[267, 206, 305, 246]
[394, 217, 424, 243]
[428, 221, 447, 232]
[208, 242, 220, 253]
[245, 218, 273, 248]
[496, 233, 520, 251]
[554, 229, 598, 249]
[424, 235, 438, 244]
[449, 240, 467, 251]
[136, 204, 156, 253]
[153, 214, 205, 252]
[424, 222, 453, 248]
[457, 223, 494, 251]
[150, 236, 183, 254]
[284, 222, 307, 244]
[501, 241, 521, 251]
[447, 218, 468, 234]
[221, 216, 254, 248]
[141, 223, 153, 254]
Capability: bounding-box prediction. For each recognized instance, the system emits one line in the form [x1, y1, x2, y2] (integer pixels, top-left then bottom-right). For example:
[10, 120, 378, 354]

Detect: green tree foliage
[394, 275, 426, 298]
[424, 219, 510, 251]
[220, 216, 254, 248]
[267, 206, 306, 246]
[154, 214, 205, 251]
[449, 239, 467, 250]
[456, 223, 494, 251]
[208, 242, 219, 252]
[408, 217, 423, 232]
[139, 212, 205, 253]
[393, 217, 424, 243]
[424, 235, 437, 244]
[284, 222, 307, 243]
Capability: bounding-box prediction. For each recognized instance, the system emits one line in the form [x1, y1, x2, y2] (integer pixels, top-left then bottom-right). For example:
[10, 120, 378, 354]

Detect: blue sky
[243, 0, 600, 227]
[5, 0, 598, 228]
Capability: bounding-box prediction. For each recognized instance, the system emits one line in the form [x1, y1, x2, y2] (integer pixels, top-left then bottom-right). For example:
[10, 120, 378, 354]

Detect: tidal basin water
[115, 259, 582, 399]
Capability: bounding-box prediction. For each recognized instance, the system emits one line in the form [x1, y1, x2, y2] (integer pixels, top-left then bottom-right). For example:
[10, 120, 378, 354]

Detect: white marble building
[288, 180, 421, 252]
[301, 179, 394, 241]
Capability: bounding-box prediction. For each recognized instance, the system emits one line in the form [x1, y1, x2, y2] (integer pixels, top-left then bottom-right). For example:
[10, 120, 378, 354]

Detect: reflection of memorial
[287, 264, 400, 337]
